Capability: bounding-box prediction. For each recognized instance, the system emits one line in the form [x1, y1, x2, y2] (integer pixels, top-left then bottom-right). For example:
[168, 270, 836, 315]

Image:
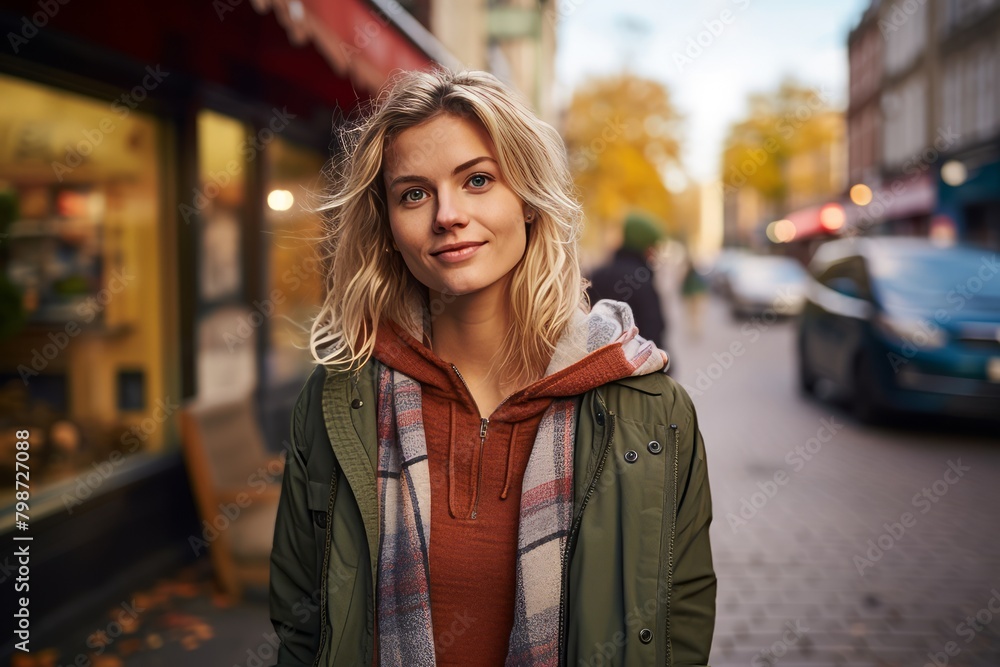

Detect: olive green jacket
[269, 360, 716, 666]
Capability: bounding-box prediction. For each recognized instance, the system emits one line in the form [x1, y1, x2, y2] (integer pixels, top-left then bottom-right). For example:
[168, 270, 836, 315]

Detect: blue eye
[468, 174, 492, 188]
[402, 189, 425, 203]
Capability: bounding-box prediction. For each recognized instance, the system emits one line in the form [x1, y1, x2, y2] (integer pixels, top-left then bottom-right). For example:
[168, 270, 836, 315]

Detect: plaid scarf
[375, 300, 668, 666]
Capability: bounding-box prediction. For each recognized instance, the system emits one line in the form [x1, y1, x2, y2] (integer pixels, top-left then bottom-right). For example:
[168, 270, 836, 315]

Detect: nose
[434, 188, 468, 232]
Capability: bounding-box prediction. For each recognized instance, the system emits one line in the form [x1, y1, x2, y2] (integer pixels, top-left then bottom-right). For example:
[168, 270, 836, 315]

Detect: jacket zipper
[665, 422, 681, 667]
[557, 406, 616, 667]
[450, 364, 515, 520]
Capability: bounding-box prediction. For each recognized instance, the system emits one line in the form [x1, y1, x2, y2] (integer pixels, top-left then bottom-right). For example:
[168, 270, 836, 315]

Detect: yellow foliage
[563, 73, 685, 250]
[721, 78, 841, 207]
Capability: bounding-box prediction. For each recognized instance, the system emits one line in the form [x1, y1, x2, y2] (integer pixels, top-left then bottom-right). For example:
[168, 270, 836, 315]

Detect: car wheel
[852, 350, 885, 424]
[797, 335, 816, 396]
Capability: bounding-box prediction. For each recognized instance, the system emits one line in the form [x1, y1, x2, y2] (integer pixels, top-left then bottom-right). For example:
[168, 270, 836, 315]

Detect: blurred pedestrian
[681, 253, 709, 341]
[586, 212, 669, 352]
[269, 68, 716, 667]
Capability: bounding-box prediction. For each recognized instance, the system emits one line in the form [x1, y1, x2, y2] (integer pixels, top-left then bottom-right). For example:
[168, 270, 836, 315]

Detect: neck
[429, 281, 515, 393]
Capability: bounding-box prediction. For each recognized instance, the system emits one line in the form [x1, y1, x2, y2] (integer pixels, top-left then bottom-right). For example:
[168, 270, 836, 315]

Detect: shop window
[263, 137, 327, 388]
[0, 74, 168, 511]
[194, 111, 256, 403]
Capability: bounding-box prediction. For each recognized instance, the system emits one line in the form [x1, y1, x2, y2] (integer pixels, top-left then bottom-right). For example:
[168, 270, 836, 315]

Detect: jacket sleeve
[270, 373, 325, 665]
[669, 385, 717, 664]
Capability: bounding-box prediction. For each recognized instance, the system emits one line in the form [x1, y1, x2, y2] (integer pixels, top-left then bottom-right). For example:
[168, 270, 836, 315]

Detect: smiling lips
[431, 241, 487, 262]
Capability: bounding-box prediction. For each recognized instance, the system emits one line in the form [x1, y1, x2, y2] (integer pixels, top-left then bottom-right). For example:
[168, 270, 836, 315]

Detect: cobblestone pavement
[666, 294, 1000, 667]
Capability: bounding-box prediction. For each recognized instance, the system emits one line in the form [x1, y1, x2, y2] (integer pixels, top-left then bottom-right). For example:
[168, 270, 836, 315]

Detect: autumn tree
[721, 78, 841, 208]
[562, 74, 685, 254]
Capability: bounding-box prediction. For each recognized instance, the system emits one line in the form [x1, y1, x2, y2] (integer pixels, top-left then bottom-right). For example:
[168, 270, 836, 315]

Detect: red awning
[253, 0, 461, 92]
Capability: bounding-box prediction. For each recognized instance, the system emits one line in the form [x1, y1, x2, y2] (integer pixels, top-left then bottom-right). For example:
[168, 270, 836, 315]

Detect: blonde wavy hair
[310, 67, 586, 389]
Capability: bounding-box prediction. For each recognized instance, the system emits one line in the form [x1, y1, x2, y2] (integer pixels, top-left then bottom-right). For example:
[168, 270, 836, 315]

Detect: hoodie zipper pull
[471, 417, 489, 520]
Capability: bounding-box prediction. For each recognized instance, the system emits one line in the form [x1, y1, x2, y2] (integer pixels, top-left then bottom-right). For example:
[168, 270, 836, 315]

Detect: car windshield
[871, 247, 1000, 309]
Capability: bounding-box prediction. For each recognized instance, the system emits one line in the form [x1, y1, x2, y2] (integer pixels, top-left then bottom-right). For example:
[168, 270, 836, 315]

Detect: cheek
[387, 214, 413, 250]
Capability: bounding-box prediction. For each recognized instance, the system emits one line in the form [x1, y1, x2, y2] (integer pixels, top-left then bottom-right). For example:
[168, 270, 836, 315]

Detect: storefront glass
[263, 138, 326, 389]
[194, 110, 256, 403]
[0, 74, 168, 511]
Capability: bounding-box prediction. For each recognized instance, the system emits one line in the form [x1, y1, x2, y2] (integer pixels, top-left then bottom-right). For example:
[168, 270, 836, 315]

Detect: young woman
[269, 68, 716, 667]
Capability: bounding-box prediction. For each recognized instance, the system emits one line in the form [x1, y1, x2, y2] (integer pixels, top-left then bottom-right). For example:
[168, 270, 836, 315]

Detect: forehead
[383, 114, 497, 176]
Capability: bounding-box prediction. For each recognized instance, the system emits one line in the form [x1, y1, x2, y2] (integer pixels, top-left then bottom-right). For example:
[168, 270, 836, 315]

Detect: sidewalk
[15, 558, 275, 667]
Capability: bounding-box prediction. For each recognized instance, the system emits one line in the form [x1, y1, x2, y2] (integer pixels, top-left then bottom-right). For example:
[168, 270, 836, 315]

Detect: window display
[264, 137, 327, 388]
[0, 74, 169, 512]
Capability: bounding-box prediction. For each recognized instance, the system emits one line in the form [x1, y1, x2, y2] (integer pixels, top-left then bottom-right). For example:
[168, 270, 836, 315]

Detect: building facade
[846, 0, 1000, 248]
[401, 0, 559, 123]
[936, 0, 1000, 248]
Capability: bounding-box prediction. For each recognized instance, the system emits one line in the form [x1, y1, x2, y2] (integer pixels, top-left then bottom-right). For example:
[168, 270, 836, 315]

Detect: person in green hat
[586, 211, 669, 356]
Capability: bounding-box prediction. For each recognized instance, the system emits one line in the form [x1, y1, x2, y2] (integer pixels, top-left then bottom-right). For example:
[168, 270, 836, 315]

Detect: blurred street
[665, 290, 1000, 666]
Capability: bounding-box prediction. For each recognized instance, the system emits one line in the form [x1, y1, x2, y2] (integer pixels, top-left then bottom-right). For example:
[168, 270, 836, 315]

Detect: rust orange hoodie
[371, 305, 668, 666]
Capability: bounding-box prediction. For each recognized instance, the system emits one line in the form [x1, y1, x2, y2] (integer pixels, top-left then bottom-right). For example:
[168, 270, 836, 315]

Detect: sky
[555, 0, 872, 183]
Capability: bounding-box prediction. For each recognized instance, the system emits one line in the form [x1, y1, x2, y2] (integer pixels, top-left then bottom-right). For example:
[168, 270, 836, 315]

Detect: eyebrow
[387, 156, 497, 190]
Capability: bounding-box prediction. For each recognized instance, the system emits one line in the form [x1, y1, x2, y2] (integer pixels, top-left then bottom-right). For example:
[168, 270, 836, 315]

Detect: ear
[522, 205, 535, 223]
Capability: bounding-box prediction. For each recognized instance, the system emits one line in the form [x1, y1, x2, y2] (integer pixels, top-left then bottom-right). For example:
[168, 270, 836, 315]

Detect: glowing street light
[819, 203, 845, 232]
[766, 219, 797, 243]
[849, 184, 873, 206]
[267, 189, 294, 211]
[941, 160, 967, 187]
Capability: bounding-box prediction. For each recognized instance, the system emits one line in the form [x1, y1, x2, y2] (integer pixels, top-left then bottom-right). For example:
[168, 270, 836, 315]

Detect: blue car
[797, 237, 1000, 422]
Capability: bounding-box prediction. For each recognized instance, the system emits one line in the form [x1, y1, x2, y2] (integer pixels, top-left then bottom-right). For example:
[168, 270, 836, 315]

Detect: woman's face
[382, 113, 531, 301]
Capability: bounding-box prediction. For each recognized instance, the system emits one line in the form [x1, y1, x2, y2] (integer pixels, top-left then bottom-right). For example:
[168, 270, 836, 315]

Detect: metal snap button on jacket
[351, 398, 363, 409]
[639, 627, 652, 643]
[647, 440, 662, 454]
[624, 449, 638, 463]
